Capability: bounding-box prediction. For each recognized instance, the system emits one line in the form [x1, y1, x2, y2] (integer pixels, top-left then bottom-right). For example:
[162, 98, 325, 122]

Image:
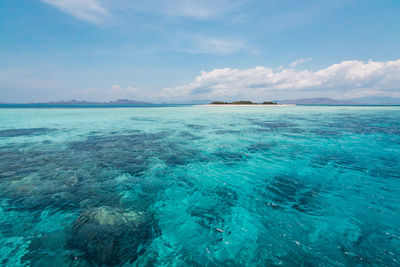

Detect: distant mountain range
[350, 96, 400, 105]
[276, 97, 400, 105]
[40, 99, 153, 105]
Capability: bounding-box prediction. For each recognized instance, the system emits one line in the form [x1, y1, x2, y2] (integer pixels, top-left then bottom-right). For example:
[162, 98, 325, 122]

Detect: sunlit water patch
[0, 106, 399, 266]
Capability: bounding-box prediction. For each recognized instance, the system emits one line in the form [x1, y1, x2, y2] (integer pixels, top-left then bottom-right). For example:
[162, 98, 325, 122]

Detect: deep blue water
[0, 106, 399, 266]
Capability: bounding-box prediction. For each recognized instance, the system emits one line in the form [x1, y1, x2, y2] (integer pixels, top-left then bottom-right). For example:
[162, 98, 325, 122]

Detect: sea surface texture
[0, 106, 399, 266]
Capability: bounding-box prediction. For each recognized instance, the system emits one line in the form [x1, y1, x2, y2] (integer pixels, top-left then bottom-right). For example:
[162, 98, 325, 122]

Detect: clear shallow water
[0, 106, 399, 266]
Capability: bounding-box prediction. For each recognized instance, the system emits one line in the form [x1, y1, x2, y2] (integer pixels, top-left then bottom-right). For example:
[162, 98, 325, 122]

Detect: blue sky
[1, 0, 399, 102]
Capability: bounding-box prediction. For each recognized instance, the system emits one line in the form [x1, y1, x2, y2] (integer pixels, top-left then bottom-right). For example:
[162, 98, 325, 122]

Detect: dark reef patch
[178, 131, 203, 140]
[0, 136, 165, 265]
[191, 207, 224, 229]
[21, 230, 69, 265]
[165, 147, 207, 166]
[68, 132, 168, 175]
[311, 128, 341, 136]
[323, 115, 400, 135]
[310, 151, 365, 172]
[267, 175, 300, 203]
[0, 130, 207, 214]
[190, 187, 237, 231]
[265, 175, 322, 214]
[214, 129, 242, 135]
[185, 124, 206, 130]
[174, 176, 196, 189]
[211, 151, 248, 166]
[0, 128, 55, 137]
[292, 188, 321, 214]
[67, 206, 159, 266]
[247, 142, 274, 153]
[248, 118, 306, 136]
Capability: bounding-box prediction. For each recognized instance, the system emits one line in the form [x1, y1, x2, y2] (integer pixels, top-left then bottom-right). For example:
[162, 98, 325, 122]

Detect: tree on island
[210, 101, 228, 104]
[231, 101, 254, 104]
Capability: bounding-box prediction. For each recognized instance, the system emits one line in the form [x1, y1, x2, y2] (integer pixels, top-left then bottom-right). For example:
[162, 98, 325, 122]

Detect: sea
[0, 105, 399, 266]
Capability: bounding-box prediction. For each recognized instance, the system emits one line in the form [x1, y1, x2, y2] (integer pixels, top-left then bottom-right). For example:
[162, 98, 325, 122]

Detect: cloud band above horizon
[162, 59, 400, 101]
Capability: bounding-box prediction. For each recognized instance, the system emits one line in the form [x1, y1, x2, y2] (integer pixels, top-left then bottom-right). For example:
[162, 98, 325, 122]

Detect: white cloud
[40, 0, 110, 24]
[289, 57, 312, 67]
[40, 0, 244, 24]
[163, 59, 400, 101]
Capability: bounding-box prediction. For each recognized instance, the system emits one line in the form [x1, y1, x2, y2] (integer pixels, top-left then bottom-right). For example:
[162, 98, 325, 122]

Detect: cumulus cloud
[163, 59, 400, 101]
[40, 0, 110, 24]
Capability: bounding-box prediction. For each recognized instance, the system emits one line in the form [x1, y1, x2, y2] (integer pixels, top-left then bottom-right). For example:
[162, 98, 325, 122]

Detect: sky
[0, 0, 399, 103]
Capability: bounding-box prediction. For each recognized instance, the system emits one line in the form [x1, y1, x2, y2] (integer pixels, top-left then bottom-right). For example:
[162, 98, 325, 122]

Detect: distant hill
[108, 99, 153, 105]
[276, 98, 358, 105]
[41, 99, 153, 105]
[276, 97, 400, 105]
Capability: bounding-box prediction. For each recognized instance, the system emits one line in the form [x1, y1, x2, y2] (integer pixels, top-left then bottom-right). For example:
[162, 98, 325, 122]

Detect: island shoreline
[194, 104, 296, 107]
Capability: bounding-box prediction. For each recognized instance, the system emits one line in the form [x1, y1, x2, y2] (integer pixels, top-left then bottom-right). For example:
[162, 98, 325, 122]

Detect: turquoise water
[0, 106, 399, 266]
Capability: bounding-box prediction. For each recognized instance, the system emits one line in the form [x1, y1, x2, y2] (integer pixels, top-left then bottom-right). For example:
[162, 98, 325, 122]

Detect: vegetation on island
[210, 100, 277, 105]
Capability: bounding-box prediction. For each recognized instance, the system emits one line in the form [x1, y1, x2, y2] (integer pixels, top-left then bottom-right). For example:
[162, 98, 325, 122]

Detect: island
[194, 100, 295, 107]
[210, 100, 278, 105]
